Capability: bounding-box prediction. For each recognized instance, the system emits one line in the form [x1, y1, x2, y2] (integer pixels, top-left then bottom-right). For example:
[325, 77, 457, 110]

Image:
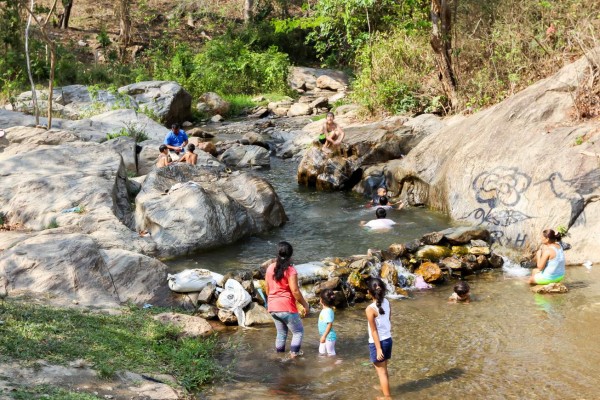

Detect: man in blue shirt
[164, 123, 189, 156]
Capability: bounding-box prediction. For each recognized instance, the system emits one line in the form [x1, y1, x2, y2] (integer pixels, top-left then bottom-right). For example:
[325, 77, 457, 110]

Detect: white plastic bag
[167, 269, 217, 293]
[217, 279, 252, 327]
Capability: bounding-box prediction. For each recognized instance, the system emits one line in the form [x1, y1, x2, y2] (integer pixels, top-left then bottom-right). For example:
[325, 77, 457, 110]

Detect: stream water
[165, 139, 599, 399]
[167, 156, 455, 273]
[203, 265, 600, 400]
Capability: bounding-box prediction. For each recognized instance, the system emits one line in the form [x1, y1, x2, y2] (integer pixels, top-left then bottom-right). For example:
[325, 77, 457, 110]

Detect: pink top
[266, 263, 298, 313]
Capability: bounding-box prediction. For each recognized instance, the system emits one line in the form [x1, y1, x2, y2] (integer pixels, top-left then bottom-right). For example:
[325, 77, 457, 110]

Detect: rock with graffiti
[381, 47, 600, 264]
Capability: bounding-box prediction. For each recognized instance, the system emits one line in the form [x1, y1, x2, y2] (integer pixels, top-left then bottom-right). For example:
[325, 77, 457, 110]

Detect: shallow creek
[165, 144, 600, 399]
[204, 265, 600, 400]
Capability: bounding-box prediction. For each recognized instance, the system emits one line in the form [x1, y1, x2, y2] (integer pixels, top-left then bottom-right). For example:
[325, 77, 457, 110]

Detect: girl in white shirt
[366, 277, 392, 400]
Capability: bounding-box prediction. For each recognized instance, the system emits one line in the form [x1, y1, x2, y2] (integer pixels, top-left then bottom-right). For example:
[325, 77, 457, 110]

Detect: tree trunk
[430, 0, 459, 110]
[25, 0, 40, 125]
[60, 0, 73, 29]
[47, 46, 56, 129]
[117, 0, 131, 59]
[243, 0, 253, 24]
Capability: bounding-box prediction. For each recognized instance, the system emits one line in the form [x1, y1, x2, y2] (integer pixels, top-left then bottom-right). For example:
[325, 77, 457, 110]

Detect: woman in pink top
[265, 241, 310, 358]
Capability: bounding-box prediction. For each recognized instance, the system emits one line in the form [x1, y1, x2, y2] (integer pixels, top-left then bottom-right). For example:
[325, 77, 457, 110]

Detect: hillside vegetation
[1, 0, 599, 116]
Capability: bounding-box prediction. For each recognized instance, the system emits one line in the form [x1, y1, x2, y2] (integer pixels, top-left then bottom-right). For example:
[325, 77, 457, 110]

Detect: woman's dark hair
[375, 207, 387, 219]
[454, 281, 470, 296]
[367, 277, 387, 315]
[159, 144, 167, 152]
[379, 196, 389, 206]
[320, 288, 336, 307]
[274, 241, 293, 282]
[543, 229, 562, 243]
[188, 143, 195, 152]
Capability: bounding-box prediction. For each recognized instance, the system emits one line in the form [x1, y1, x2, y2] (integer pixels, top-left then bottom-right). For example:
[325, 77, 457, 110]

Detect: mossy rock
[415, 245, 452, 261]
[451, 246, 469, 256]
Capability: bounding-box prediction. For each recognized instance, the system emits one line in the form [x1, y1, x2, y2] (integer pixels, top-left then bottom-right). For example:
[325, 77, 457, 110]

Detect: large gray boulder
[297, 116, 430, 190]
[218, 145, 270, 168]
[0, 126, 79, 155]
[0, 233, 175, 307]
[288, 67, 349, 92]
[386, 47, 600, 264]
[197, 92, 230, 116]
[118, 81, 192, 126]
[135, 164, 287, 257]
[0, 138, 154, 255]
[8, 85, 137, 120]
[0, 108, 166, 143]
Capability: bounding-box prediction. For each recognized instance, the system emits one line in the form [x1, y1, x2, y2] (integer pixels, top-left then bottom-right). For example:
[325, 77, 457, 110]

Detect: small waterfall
[501, 256, 530, 277]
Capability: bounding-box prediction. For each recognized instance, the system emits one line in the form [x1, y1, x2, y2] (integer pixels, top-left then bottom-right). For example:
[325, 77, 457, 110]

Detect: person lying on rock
[320, 112, 345, 154]
[164, 123, 189, 161]
[528, 229, 566, 285]
[361, 207, 396, 230]
[156, 144, 171, 168]
[177, 143, 198, 165]
[448, 281, 471, 303]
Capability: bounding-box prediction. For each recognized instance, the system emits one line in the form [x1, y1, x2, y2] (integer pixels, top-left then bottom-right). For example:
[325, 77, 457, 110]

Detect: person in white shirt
[361, 207, 396, 230]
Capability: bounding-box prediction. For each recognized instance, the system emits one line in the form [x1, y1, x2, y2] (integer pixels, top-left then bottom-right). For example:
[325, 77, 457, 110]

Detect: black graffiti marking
[460, 207, 532, 227]
[490, 230, 528, 247]
[537, 170, 600, 228]
[472, 167, 531, 209]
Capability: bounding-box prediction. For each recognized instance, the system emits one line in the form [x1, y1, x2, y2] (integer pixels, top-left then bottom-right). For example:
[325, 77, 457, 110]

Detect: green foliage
[556, 225, 569, 237]
[277, 0, 429, 66]
[575, 135, 584, 145]
[45, 218, 59, 230]
[222, 94, 256, 116]
[351, 30, 441, 115]
[106, 122, 149, 143]
[10, 384, 103, 400]
[150, 39, 290, 99]
[0, 300, 222, 393]
[96, 27, 111, 49]
[138, 105, 161, 122]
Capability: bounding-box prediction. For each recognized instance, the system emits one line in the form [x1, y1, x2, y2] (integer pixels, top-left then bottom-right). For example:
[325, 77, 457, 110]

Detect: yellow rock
[415, 261, 443, 283]
[415, 245, 452, 261]
[380, 261, 398, 286]
[469, 246, 490, 255]
[451, 246, 469, 255]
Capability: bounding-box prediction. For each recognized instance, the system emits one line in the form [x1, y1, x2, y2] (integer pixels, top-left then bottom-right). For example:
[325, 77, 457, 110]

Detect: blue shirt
[164, 130, 189, 150]
[318, 307, 336, 341]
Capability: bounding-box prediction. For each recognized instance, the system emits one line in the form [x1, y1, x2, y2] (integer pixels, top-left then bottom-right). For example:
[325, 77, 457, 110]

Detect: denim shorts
[369, 337, 393, 363]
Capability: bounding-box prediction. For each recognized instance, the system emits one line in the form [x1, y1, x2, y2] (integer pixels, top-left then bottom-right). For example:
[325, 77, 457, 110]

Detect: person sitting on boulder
[178, 143, 198, 165]
[164, 123, 189, 161]
[361, 207, 396, 230]
[156, 144, 171, 168]
[448, 281, 471, 303]
[528, 229, 566, 285]
[320, 112, 345, 154]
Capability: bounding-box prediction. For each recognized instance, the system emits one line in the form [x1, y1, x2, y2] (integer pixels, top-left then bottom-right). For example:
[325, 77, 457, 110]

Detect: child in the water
[318, 288, 337, 356]
[448, 281, 471, 303]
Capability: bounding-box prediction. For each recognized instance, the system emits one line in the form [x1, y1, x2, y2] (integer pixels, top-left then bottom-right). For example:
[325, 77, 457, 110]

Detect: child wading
[318, 289, 337, 356]
[366, 277, 392, 400]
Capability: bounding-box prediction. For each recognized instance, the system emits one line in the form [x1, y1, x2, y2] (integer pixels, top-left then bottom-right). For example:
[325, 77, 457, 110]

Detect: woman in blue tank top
[528, 229, 566, 285]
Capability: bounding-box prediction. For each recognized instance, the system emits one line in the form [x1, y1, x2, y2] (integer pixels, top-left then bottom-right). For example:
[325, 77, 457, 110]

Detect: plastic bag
[167, 269, 217, 293]
[217, 279, 252, 327]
